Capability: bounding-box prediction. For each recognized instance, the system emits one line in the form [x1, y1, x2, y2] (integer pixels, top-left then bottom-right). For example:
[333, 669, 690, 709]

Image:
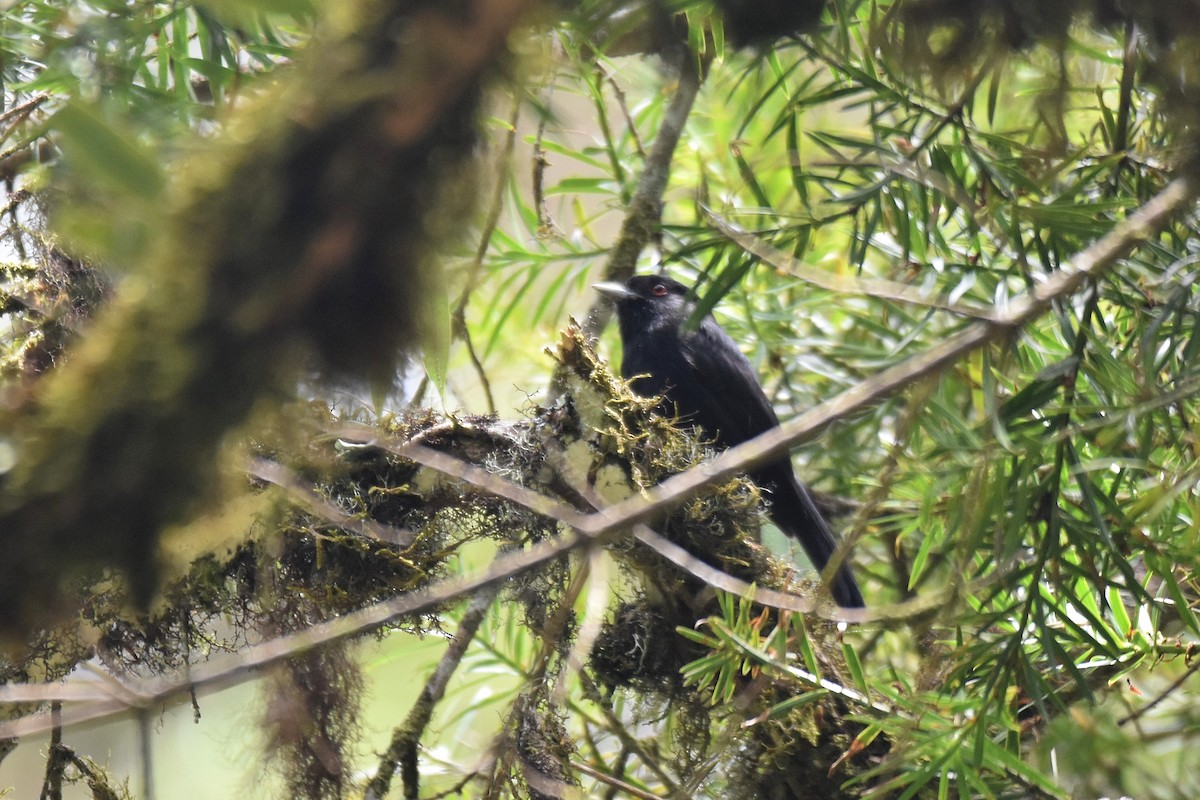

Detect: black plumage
[595, 274, 863, 608]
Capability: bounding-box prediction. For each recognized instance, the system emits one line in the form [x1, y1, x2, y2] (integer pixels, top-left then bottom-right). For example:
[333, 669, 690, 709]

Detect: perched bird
[594, 274, 864, 607]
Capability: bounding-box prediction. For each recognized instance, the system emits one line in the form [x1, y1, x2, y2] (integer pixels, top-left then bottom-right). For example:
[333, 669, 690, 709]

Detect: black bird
[594, 274, 864, 608]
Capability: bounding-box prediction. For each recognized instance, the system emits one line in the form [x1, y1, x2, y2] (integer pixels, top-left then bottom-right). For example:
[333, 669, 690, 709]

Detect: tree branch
[365, 586, 501, 800]
[585, 51, 703, 337]
[0, 175, 1190, 737]
[707, 211, 998, 319]
[546, 47, 704, 402]
[0, 0, 537, 643]
[590, 176, 1197, 620]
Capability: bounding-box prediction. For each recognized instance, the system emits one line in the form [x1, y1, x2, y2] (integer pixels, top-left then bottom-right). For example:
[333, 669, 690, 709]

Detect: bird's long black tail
[758, 463, 864, 608]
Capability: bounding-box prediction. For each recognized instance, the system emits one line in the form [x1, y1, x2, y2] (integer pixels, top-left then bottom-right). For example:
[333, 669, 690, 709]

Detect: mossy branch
[0, 0, 535, 645]
[6, 163, 1191, 732]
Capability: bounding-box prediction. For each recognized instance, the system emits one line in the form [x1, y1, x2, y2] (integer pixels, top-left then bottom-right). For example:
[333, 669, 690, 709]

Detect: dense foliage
[1, 1, 1199, 799]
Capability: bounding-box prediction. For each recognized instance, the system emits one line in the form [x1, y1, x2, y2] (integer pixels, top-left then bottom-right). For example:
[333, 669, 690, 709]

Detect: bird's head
[593, 275, 694, 333]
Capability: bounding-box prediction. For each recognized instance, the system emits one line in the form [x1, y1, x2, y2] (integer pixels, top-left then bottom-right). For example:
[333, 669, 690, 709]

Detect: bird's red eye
[652, 283, 669, 297]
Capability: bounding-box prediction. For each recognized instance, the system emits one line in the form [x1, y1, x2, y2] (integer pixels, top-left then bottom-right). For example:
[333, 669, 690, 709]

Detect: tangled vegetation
[2, 1, 1200, 799]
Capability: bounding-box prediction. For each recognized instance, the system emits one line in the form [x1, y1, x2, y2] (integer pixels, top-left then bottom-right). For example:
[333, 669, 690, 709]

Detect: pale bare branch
[707, 210, 998, 320]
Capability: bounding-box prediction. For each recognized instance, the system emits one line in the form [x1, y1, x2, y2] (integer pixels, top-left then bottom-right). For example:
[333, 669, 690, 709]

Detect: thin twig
[451, 92, 523, 414]
[582, 52, 703, 340]
[0, 529, 588, 739]
[1115, 20, 1138, 154]
[591, 61, 633, 207]
[532, 98, 558, 237]
[38, 702, 62, 800]
[605, 69, 646, 159]
[0, 93, 49, 128]
[366, 585, 501, 800]
[577, 673, 681, 794]
[707, 211, 997, 319]
[247, 457, 416, 546]
[0, 684, 117, 704]
[844, 380, 933, 609]
[394, 439, 590, 527]
[0, 139, 54, 184]
[1118, 658, 1200, 727]
[545, 49, 703, 403]
[0, 187, 30, 220]
[714, 619, 895, 716]
[409, 437, 947, 613]
[572, 760, 664, 800]
[631, 523, 948, 619]
[556, 547, 611, 704]
[139, 707, 155, 800]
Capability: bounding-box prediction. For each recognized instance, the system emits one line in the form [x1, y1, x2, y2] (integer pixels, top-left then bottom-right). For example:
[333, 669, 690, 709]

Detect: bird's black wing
[675, 317, 782, 448]
[677, 319, 865, 608]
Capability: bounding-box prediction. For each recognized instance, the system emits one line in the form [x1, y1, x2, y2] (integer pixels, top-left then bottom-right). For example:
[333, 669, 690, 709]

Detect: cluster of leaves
[3, 0, 1200, 799]
[462, 2, 1200, 799]
[0, 2, 311, 259]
